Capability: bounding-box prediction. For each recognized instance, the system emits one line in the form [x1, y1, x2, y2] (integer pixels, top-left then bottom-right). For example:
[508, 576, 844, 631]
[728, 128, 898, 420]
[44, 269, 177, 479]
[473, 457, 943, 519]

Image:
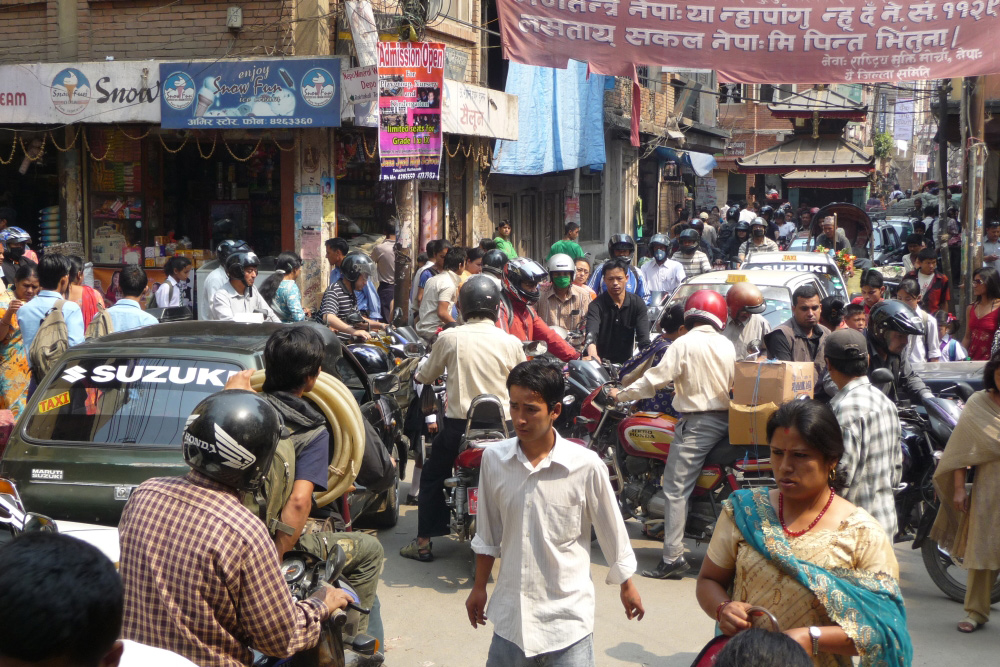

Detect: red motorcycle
[578, 384, 773, 542]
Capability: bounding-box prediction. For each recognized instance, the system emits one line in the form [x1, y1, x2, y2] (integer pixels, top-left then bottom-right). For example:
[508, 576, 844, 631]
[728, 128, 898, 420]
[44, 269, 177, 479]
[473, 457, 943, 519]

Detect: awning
[736, 135, 874, 175]
[768, 87, 867, 122]
[653, 146, 717, 177]
[783, 170, 871, 189]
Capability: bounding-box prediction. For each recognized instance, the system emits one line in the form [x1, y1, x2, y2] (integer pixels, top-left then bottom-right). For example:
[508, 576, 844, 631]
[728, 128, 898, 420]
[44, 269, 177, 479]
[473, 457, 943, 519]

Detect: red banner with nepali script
[496, 0, 1000, 81]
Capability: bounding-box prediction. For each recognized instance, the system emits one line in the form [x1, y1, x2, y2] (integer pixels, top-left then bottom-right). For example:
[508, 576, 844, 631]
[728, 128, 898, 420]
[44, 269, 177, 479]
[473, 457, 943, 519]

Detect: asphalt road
[370, 475, 997, 666]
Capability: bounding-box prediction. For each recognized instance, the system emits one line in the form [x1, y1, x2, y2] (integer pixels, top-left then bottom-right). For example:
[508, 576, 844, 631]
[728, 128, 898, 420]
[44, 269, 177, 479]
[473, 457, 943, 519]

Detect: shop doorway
[0, 130, 61, 247]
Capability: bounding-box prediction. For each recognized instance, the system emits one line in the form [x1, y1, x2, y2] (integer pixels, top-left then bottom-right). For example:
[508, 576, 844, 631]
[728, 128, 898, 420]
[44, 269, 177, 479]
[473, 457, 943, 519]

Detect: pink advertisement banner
[496, 0, 1000, 81]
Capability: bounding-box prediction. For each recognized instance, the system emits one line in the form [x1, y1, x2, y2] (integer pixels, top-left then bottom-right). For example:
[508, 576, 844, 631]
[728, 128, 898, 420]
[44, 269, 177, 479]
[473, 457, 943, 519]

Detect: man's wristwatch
[808, 626, 821, 656]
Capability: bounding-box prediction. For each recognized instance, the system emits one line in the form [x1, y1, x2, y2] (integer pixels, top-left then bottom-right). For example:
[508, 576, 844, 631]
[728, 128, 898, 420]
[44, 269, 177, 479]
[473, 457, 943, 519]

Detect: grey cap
[825, 328, 869, 361]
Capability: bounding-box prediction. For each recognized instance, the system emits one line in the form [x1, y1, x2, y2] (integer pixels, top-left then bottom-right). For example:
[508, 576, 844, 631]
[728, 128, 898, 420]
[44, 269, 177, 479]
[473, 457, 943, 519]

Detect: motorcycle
[579, 383, 772, 542]
[555, 358, 612, 441]
[254, 547, 382, 667]
[0, 479, 58, 543]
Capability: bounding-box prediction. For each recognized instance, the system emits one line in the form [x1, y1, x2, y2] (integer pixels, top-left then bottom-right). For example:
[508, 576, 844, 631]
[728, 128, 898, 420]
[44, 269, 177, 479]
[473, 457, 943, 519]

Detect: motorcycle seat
[704, 442, 741, 468]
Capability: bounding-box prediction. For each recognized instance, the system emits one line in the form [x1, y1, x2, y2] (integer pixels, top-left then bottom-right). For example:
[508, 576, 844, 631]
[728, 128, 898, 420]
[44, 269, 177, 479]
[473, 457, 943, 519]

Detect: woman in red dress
[963, 267, 1000, 361]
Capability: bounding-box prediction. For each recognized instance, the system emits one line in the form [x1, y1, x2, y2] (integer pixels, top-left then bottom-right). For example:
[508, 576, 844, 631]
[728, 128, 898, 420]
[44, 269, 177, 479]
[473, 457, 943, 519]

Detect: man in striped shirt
[826, 328, 902, 537]
[467, 361, 643, 665]
[319, 254, 386, 342]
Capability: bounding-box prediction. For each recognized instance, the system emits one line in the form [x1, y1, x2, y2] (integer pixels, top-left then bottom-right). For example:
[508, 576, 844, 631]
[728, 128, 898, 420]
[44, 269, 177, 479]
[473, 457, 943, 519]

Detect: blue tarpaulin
[653, 146, 718, 177]
[493, 61, 606, 175]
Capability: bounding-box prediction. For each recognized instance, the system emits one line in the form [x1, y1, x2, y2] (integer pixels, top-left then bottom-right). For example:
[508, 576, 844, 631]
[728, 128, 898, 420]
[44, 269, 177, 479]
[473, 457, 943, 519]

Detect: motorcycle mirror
[346, 312, 365, 326]
[562, 395, 575, 406]
[870, 368, 894, 385]
[371, 373, 401, 395]
[22, 513, 58, 533]
[523, 340, 547, 357]
[349, 634, 378, 656]
[403, 342, 426, 358]
[551, 325, 569, 340]
[746, 339, 763, 356]
[324, 545, 348, 583]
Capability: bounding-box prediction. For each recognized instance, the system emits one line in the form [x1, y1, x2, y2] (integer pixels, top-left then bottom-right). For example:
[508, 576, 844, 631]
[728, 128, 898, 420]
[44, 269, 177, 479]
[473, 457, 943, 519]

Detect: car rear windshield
[667, 284, 794, 328]
[23, 357, 243, 447]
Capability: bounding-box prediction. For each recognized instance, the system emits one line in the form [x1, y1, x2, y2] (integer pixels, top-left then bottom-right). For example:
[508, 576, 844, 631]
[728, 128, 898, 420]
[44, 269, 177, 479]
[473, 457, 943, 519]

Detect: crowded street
[5, 2, 1000, 667]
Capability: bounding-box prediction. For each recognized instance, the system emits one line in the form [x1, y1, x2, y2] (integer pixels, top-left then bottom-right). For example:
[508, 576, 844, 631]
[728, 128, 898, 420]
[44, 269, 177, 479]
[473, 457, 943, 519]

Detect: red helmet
[725, 282, 767, 318]
[684, 290, 728, 331]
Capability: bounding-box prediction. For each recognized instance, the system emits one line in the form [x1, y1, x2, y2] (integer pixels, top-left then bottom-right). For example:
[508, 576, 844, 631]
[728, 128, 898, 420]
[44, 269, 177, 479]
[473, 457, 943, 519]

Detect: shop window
[578, 173, 602, 242]
[444, 0, 472, 23]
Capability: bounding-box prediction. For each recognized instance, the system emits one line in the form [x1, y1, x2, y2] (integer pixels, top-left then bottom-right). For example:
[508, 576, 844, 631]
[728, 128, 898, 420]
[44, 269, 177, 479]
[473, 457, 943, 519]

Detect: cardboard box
[729, 401, 778, 446]
[733, 360, 814, 405]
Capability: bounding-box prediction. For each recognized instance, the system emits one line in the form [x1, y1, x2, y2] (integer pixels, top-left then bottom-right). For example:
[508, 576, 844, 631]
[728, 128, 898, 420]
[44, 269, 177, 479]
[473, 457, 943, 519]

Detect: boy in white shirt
[897, 278, 941, 363]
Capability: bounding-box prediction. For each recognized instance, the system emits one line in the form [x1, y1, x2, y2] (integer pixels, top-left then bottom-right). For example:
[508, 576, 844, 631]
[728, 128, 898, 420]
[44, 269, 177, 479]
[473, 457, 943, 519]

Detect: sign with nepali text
[497, 0, 1000, 81]
[378, 41, 445, 181]
[158, 58, 340, 129]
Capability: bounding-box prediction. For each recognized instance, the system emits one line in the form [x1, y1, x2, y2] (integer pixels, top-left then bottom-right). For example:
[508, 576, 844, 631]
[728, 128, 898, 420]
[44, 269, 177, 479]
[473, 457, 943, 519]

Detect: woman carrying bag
[695, 400, 912, 666]
[929, 352, 1000, 633]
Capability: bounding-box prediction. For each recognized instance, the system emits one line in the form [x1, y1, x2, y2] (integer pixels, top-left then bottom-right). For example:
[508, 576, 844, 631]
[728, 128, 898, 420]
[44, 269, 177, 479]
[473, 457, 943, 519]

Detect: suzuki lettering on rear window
[25, 357, 243, 447]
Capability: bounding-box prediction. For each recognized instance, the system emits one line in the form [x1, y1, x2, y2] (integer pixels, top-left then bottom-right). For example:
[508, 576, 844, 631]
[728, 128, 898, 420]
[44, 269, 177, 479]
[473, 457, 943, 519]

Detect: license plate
[467, 487, 479, 515]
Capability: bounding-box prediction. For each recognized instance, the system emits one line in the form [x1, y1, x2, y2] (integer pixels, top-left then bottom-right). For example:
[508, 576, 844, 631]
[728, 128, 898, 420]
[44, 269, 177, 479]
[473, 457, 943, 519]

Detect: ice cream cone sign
[63, 71, 79, 102]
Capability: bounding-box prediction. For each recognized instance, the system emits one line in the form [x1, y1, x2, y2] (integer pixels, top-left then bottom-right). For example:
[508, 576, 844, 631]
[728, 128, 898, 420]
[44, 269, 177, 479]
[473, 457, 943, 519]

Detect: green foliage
[872, 131, 893, 159]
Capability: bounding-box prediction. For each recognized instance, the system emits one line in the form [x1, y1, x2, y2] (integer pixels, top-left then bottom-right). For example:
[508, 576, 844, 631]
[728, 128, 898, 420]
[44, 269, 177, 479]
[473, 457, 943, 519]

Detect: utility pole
[961, 77, 987, 316]
[937, 79, 952, 307]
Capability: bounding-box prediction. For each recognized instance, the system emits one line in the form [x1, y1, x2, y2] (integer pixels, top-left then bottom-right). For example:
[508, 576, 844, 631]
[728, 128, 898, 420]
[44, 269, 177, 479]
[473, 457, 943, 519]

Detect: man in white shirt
[611, 290, 735, 580]
[401, 276, 525, 562]
[197, 239, 249, 320]
[738, 202, 756, 223]
[415, 247, 464, 341]
[641, 234, 686, 295]
[982, 220, 1000, 273]
[776, 210, 797, 242]
[209, 251, 279, 322]
[896, 278, 942, 363]
[467, 360, 644, 665]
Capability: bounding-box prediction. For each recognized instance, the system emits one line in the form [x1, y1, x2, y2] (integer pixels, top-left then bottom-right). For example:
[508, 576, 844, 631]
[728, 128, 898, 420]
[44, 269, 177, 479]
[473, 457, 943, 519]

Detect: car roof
[76, 321, 284, 355]
[680, 269, 814, 288]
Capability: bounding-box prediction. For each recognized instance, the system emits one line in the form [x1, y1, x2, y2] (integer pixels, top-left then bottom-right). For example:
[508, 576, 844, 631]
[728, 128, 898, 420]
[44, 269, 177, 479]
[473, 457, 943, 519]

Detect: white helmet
[546, 253, 575, 274]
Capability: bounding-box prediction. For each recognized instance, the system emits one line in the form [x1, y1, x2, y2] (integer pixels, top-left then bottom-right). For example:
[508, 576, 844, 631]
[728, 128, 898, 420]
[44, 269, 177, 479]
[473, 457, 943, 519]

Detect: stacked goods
[41, 241, 85, 257]
[91, 225, 128, 264]
[729, 361, 814, 446]
[38, 205, 61, 246]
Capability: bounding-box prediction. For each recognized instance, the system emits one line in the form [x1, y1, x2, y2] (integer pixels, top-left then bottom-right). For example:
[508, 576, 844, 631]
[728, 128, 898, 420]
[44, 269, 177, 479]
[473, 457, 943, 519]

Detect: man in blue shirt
[587, 234, 650, 303]
[19, 253, 85, 367]
[327, 237, 383, 321]
[106, 265, 159, 332]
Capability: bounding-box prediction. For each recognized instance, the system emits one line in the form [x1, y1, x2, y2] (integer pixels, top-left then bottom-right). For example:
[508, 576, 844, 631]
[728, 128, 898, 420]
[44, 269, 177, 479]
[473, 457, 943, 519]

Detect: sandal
[399, 539, 433, 562]
[957, 616, 982, 633]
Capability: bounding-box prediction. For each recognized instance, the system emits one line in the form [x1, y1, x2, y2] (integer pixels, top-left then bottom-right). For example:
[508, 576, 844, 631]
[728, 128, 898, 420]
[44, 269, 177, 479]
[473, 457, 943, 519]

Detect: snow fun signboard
[377, 41, 445, 181]
[496, 0, 1000, 82]
[158, 58, 341, 129]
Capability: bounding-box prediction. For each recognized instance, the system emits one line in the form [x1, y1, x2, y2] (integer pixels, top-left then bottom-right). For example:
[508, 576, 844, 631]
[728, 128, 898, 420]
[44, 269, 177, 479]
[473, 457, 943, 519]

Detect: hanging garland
[82, 128, 113, 162]
[157, 132, 191, 154]
[360, 131, 378, 159]
[272, 134, 298, 152]
[195, 132, 217, 159]
[18, 133, 47, 164]
[0, 132, 18, 166]
[116, 125, 153, 141]
[48, 127, 81, 152]
[222, 133, 263, 162]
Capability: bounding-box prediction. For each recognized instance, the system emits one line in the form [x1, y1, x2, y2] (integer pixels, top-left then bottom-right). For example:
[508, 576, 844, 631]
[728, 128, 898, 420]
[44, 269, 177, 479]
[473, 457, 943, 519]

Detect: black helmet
[482, 249, 508, 277]
[690, 220, 704, 235]
[750, 216, 767, 228]
[225, 250, 260, 285]
[182, 390, 282, 492]
[760, 205, 774, 219]
[459, 275, 503, 321]
[735, 221, 750, 235]
[342, 252, 374, 283]
[217, 239, 251, 263]
[726, 206, 739, 223]
[868, 300, 924, 351]
[607, 234, 635, 260]
[679, 228, 699, 245]
[648, 233, 669, 250]
[502, 257, 547, 306]
[350, 345, 392, 375]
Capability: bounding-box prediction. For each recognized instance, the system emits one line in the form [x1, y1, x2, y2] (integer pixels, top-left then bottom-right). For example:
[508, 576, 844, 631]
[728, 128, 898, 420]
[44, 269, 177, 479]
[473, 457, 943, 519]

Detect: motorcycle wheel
[370, 469, 400, 528]
[921, 538, 1000, 604]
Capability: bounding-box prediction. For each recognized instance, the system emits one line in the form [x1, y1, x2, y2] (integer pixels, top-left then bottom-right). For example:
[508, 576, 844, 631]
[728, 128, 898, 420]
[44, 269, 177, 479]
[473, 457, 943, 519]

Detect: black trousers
[417, 417, 466, 538]
[377, 282, 395, 324]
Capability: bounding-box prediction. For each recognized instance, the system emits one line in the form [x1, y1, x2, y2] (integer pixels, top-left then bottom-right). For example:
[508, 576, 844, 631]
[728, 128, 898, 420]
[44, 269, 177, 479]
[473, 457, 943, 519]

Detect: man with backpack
[246, 326, 390, 635]
[19, 254, 84, 386]
[87, 265, 158, 338]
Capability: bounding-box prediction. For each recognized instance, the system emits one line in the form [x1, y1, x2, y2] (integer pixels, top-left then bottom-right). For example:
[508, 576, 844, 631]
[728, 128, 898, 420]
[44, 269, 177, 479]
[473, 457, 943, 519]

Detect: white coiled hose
[250, 370, 367, 506]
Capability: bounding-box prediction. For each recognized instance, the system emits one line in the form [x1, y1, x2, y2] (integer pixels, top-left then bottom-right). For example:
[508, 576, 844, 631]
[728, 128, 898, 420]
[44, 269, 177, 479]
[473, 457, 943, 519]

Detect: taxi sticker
[783, 255, 798, 261]
[726, 274, 748, 283]
[37, 391, 70, 413]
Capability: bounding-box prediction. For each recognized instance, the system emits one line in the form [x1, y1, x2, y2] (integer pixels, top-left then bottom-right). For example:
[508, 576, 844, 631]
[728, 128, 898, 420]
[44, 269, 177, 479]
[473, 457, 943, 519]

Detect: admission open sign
[377, 42, 445, 181]
[496, 0, 1000, 81]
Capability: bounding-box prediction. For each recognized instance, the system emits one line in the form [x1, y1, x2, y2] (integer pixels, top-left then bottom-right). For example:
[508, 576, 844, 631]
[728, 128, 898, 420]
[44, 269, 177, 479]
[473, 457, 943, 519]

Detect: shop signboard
[377, 41, 445, 181]
[695, 177, 717, 209]
[342, 65, 378, 105]
[158, 58, 341, 129]
[0, 61, 162, 124]
[914, 154, 929, 173]
[496, 0, 1000, 82]
[442, 80, 519, 140]
[894, 98, 914, 141]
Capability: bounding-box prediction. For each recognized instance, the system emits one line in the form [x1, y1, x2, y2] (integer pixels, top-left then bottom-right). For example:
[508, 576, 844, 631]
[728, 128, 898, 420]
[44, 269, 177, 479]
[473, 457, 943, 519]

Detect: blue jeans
[486, 634, 594, 667]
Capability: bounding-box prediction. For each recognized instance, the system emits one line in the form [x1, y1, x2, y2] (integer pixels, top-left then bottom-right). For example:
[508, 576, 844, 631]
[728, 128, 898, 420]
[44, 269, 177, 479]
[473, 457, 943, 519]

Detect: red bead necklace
[778, 487, 835, 537]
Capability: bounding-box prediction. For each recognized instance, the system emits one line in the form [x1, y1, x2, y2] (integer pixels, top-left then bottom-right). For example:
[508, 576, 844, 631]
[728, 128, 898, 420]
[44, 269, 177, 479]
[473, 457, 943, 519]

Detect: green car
[0, 321, 402, 527]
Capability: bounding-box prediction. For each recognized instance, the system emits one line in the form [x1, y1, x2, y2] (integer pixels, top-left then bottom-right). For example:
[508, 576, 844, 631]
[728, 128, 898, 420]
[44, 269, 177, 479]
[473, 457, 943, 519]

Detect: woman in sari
[929, 352, 1000, 633]
[696, 400, 912, 666]
[0, 263, 39, 417]
[66, 255, 105, 330]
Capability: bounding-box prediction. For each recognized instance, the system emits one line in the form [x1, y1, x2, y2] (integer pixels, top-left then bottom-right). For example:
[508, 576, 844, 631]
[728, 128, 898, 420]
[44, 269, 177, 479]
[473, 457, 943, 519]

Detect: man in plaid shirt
[119, 388, 352, 667]
[825, 328, 902, 538]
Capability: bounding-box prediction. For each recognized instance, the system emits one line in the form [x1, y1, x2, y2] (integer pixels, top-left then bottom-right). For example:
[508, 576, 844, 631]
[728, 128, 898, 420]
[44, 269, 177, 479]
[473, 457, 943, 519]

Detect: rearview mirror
[524, 340, 547, 357]
[23, 513, 58, 534]
[371, 373, 400, 396]
[403, 342, 426, 358]
[870, 368, 893, 385]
